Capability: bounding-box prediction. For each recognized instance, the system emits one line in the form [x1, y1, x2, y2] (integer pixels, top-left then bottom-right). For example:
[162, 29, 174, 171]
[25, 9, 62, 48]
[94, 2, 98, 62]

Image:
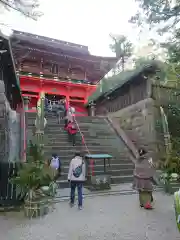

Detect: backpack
[50, 157, 60, 169]
[73, 163, 83, 178]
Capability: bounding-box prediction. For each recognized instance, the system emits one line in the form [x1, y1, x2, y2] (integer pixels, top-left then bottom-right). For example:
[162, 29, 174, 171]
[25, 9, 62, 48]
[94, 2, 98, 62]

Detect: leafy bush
[158, 151, 180, 176]
[10, 141, 56, 199]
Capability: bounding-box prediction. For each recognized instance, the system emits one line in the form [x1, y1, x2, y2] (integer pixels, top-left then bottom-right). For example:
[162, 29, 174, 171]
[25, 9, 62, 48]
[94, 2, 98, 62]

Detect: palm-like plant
[10, 141, 56, 201]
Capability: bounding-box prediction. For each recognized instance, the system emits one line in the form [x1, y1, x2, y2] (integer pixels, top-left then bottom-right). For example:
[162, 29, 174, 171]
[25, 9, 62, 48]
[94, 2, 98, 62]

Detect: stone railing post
[23, 96, 29, 111]
[89, 102, 96, 116]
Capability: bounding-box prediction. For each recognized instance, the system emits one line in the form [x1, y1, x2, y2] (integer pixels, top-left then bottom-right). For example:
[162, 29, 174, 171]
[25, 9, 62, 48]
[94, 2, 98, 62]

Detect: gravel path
[0, 192, 179, 240]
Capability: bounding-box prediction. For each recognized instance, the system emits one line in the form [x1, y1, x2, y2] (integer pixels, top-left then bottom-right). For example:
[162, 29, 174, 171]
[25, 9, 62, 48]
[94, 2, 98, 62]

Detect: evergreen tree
[109, 34, 133, 72]
[129, 0, 180, 33]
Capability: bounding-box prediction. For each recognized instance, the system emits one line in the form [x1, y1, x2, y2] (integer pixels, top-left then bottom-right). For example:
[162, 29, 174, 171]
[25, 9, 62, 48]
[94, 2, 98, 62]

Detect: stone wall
[8, 109, 21, 162]
[0, 80, 22, 163]
[109, 98, 165, 161]
[0, 81, 8, 162]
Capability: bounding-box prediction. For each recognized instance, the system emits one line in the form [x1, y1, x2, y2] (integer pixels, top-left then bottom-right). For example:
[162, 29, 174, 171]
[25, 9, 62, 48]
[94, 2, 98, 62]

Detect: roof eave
[11, 30, 90, 55]
[0, 35, 22, 102]
[93, 57, 118, 84]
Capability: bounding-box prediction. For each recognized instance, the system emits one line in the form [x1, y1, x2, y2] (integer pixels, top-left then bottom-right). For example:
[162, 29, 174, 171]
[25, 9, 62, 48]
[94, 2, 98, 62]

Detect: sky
[0, 0, 162, 57]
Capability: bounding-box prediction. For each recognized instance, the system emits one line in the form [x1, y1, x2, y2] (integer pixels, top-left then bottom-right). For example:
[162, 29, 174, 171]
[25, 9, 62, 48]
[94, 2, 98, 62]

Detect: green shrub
[10, 141, 56, 200]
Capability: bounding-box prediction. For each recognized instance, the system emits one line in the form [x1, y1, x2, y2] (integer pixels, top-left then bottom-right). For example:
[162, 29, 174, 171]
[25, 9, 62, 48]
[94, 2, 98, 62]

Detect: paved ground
[0, 192, 179, 240]
[56, 183, 137, 199]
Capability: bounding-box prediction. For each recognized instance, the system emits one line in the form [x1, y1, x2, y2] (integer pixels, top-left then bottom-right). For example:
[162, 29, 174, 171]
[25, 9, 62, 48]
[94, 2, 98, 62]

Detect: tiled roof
[88, 60, 163, 103]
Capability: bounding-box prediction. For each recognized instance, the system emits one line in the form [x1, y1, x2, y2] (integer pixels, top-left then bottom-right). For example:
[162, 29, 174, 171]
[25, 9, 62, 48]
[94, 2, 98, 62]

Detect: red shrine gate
[10, 30, 117, 114]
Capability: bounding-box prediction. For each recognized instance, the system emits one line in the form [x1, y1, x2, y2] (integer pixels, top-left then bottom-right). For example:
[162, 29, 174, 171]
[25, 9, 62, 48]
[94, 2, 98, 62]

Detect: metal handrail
[52, 101, 90, 154]
[73, 115, 90, 155]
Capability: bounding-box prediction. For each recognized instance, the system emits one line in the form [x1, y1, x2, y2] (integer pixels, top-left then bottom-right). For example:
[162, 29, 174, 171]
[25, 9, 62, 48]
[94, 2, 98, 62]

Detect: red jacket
[67, 122, 77, 134]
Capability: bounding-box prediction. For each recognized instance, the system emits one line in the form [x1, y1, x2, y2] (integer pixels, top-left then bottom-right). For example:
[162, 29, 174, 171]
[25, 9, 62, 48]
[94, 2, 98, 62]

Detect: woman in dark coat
[132, 148, 155, 209]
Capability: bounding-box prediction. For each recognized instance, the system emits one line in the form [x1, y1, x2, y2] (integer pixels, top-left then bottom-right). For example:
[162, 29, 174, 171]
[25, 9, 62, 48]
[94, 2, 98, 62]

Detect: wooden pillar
[65, 95, 69, 110]
[66, 86, 70, 109]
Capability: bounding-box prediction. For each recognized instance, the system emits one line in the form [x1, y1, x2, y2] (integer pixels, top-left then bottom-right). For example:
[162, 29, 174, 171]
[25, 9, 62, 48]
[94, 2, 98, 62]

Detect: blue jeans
[70, 182, 83, 207]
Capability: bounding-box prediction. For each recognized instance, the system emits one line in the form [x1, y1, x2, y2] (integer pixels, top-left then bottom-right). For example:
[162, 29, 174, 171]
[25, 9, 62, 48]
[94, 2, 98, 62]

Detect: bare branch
[0, 0, 43, 20]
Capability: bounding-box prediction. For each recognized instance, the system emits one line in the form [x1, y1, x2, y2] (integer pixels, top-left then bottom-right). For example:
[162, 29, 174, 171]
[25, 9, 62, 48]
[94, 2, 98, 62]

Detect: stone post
[23, 96, 29, 111]
[89, 102, 96, 116]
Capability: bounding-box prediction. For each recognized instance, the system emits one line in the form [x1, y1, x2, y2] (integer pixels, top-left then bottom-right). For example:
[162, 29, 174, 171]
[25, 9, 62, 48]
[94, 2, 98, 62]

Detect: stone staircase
[76, 116, 134, 182]
[25, 112, 135, 188]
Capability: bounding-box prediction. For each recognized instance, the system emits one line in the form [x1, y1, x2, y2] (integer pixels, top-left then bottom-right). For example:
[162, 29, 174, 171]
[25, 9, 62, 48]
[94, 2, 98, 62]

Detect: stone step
[111, 175, 133, 184]
[77, 125, 112, 130]
[44, 147, 130, 156]
[43, 136, 119, 142]
[76, 117, 106, 123]
[33, 116, 107, 125]
[31, 137, 120, 147]
[44, 121, 107, 127]
[29, 135, 119, 144]
[44, 141, 129, 150]
[27, 125, 115, 135]
[49, 160, 132, 168]
[41, 122, 107, 128]
[60, 168, 133, 179]
[61, 170, 133, 179]
[43, 150, 130, 161]
[43, 140, 126, 149]
[45, 117, 105, 122]
[44, 142, 82, 147]
[61, 163, 134, 173]
[57, 180, 70, 188]
[44, 130, 115, 136]
[44, 137, 124, 144]
[43, 136, 129, 145]
[57, 175, 133, 188]
[44, 129, 116, 135]
[44, 153, 129, 161]
[42, 133, 126, 142]
[26, 114, 104, 122]
[43, 145, 130, 154]
[45, 155, 132, 165]
[44, 153, 130, 162]
[44, 140, 102, 146]
[26, 114, 134, 187]
[43, 144, 130, 151]
[44, 148, 123, 155]
[27, 121, 110, 128]
[43, 143, 130, 151]
[47, 127, 111, 133]
[44, 145, 127, 155]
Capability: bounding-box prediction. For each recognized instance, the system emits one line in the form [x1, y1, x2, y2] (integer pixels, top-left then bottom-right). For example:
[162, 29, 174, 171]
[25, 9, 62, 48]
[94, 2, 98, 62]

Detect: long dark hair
[75, 151, 81, 157]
